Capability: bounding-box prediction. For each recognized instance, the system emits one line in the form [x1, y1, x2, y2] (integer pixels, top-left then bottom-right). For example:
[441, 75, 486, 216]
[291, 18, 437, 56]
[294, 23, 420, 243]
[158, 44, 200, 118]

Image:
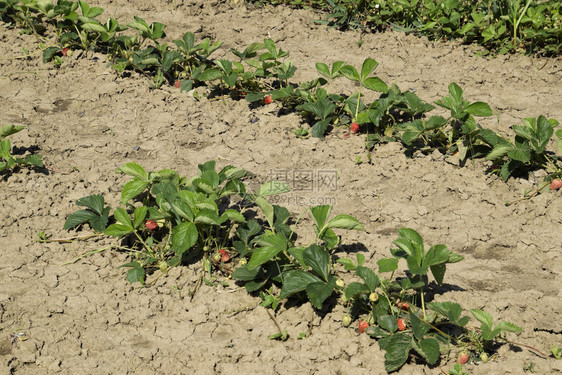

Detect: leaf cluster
[0, 124, 43, 175]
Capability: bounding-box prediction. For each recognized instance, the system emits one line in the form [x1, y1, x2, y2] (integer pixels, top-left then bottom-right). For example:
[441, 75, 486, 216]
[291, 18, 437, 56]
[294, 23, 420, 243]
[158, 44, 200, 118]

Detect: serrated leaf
[117, 162, 148, 181]
[378, 258, 399, 273]
[104, 223, 133, 237]
[42, 46, 59, 63]
[360, 58, 378, 81]
[248, 233, 287, 270]
[356, 266, 379, 291]
[287, 247, 306, 267]
[340, 64, 359, 81]
[486, 143, 513, 160]
[255, 196, 274, 228]
[337, 258, 357, 271]
[220, 209, 246, 223]
[133, 206, 148, 229]
[279, 270, 322, 299]
[22, 154, 43, 167]
[495, 321, 522, 333]
[344, 282, 370, 299]
[380, 333, 413, 372]
[397, 228, 423, 246]
[172, 221, 198, 255]
[81, 22, 106, 33]
[428, 301, 463, 321]
[364, 76, 388, 93]
[310, 119, 330, 138]
[425, 244, 450, 266]
[471, 309, 494, 330]
[429, 263, 446, 285]
[356, 253, 365, 267]
[63, 210, 98, 230]
[0, 125, 24, 140]
[302, 245, 330, 282]
[410, 311, 431, 340]
[126, 266, 145, 284]
[194, 209, 221, 225]
[465, 101, 493, 116]
[448, 82, 463, 102]
[315, 62, 330, 78]
[326, 214, 364, 231]
[319, 228, 339, 249]
[310, 205, 332, 230]
[507, 143, 530, 162]
[121, 178, 149, 204]
[419, 338, 440, 364]
[75, 194, 105, 215]
[113, 207, 133, 229]
[232, 265, 260, 281]
[198, 68, 222, 81]
[306, 276, 337, 309]
[378, 315, 399, 333]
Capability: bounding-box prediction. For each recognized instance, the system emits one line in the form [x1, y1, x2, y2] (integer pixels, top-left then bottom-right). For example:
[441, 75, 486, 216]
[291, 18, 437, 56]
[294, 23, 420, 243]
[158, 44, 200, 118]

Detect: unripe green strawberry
[342, 314, 352, 327]
[336, 279, 345, 288]
[369, 293, 379, 302]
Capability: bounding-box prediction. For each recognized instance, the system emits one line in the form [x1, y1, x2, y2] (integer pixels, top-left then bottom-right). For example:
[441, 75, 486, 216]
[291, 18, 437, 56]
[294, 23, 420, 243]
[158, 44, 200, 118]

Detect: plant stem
[499, 337, 548, 358]
[61, 246, 110, 265]
[420, 287, 427, 320]
[265, 307, 283, 333]
[38, 233, 101, 243]
[505, 180, 550, 206]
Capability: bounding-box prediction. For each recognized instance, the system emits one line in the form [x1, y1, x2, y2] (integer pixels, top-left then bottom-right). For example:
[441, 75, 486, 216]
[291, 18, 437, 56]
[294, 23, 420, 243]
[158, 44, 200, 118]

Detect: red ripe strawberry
[264, 95, 273, 104]
[358, 320, 369, 334]
[397, 318, 406, 331]
[397, 302, 409, 311]
[145, 220, 158, 231]
[62, 48, 70, 56]
[218, 249, 230, 262]
[350, 122, 360, 134]
[174, 80, 181, 89]
[550, 179, 562, 190]
[457, 352, 469, 365]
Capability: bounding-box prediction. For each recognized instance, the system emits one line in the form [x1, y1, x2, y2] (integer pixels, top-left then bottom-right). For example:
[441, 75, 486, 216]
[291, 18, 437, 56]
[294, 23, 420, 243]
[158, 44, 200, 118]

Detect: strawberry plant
[483, 115, 561, 181]
[63, 161, 289, 284]
[338, 228, 524, 372]
[397, 82, 493, 161]
[0, 125, 43, 174]
[340, 57, 388, 122]
[233, 204, 364, 310]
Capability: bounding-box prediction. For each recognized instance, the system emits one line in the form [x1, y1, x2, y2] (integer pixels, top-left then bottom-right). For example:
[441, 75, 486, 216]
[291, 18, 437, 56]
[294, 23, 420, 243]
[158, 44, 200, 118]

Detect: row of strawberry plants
[58, 160, 537, 372]
[1, 0, 560, 190]
[249, 0, 561, 57]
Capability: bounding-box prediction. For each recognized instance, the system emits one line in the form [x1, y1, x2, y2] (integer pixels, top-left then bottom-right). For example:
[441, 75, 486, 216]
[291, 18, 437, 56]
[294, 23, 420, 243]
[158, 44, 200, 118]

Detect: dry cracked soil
[1, 0, 562, 374]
